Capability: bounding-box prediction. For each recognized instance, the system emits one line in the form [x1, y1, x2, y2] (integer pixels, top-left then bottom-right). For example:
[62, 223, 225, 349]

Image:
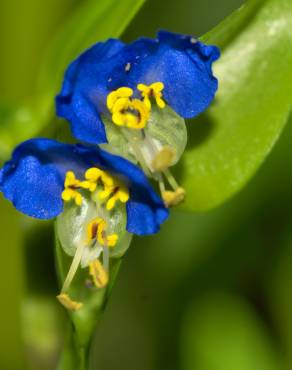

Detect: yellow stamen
[81, 167, 114, 192]
[107, 87, 133, 112]
[162, 187, 186, 207]
[151, 146, 176, 172]
[106, 234, 119, 247]
[137, 82, 166, 109]
[89, 260, 109, 288]
[62, 166, 129, 212]
[87, 217, 103, 243]
[81, 167, 102, 192]
[98, 186, 114, 201]
[103, 183, 130, 211]
[62, 171, 83, 206]
[111, 97, 150, 129]
[57, 293, 83, 311]
[86, 217, 118, 247]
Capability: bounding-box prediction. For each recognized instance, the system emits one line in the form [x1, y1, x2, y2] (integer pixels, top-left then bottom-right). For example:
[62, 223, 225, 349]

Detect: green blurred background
[1, 0, 292, 370]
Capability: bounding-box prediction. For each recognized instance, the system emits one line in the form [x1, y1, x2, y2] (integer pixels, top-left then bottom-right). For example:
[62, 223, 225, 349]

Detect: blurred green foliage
[1, 0, 292, 370]
[181, 293, 283, 370]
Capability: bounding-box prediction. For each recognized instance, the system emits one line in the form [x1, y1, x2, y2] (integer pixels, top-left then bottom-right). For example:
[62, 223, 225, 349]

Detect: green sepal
[101, 115, 137, 162]
[56, 196, 133, 263]
[145, 105, 187, 166]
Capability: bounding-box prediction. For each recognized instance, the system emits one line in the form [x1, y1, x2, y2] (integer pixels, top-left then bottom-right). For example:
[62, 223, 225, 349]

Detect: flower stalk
[55, 227, 122, 370]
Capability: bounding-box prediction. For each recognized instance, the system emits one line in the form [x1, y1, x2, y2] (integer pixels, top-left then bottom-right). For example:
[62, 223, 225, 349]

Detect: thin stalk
[121, 128, 152, 177]
[56, 324, 90, 370]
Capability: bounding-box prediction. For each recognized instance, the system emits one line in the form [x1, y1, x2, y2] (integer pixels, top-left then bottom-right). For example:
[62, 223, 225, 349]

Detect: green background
[1, 0, 292, 370]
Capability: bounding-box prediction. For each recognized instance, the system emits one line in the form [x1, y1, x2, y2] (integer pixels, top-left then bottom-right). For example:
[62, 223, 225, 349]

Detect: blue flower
[56, 30, 220, 145]
[0, 138, 168, 235]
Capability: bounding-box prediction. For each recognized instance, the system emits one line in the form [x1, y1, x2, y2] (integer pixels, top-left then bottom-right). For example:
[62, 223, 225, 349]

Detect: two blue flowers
[0, 31, 219, 309]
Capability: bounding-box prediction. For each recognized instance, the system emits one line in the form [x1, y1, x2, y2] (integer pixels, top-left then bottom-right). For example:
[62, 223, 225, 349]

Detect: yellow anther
[89, 260, 109, 288]
[162, 187, 186, 207]
[64, 171, 80, 187]
[107, 87, 133, 112]
[97, 187, 113, 201]
[62, 189, 83, 206]
[57, 293, 83, 311]
[86, 217, 118, 247]
[62, 166, 129, 212]
[81, 167, 114, 192]
[137, 82, 166, 109]
[103, 183, 129, 211]
[111, 97, 150, 129]
[106, 234, 118, 247]
[82, 167, 103, 192]
[87, 217, 104, 243]
[80, 166, 129, 211]
[62, 171, 83, 206]
[100, 172, 114, 187]
[151, 146, 176, 172]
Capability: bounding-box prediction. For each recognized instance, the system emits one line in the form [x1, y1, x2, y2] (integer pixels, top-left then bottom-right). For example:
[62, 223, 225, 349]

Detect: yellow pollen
[89, 260, 109, 288]
[86, 217, 118, 247]
[57, 293, 83, 311]
[62, 171, 83, 206]
[162, 187, 186, 207]
[137, 82, 166, 109]
[107, 87, 133, 112]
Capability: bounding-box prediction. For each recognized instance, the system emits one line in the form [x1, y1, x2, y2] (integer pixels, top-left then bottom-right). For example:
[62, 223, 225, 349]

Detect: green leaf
[38, 0, 145, 98]
[201, 0, 265, 49]
[180, 293, 284, 370]
[180, 0, 292, 212]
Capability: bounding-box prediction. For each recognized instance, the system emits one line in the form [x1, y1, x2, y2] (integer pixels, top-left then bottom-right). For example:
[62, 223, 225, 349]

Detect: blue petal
[0, 139, 101, 219]
[58, 91, 107, 144]
[109, 30, 220, 118]
[56, 38, 125, 144]
[0, 139, 168, 234]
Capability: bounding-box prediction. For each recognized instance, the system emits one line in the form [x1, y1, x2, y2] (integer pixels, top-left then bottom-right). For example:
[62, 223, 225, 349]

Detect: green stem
[77, 346, 90, 370]
[78, 348, 89, 370]
[56, 323, 90, 370]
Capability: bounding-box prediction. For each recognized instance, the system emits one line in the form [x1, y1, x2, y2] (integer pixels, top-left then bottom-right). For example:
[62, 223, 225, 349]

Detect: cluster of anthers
[107, 82, 186, 208]
[57, 167, 129, 310]
[106, 82, 165, 129]
[61, 167, 129, 209]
